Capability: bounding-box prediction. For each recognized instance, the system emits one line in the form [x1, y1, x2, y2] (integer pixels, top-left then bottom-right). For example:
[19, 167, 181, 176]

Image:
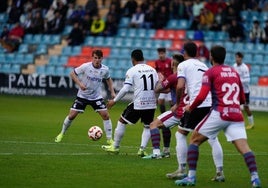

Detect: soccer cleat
[106, 139, 114, 146]
[211, 171, 225, 182]
[137, 148, 148, 157]
[101, 145, 119, 154]
[246, 124, 254, 130]
[142, 153, 162, 159]
[251, 178, 261, 188]
[175, 176, 196, 186]
[161, 151, 171, 158]
[166, 169, 187, 179]
[55, 133, 63, 143]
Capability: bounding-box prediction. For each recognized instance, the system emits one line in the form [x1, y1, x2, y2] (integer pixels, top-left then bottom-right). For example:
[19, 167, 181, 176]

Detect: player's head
[210, 45, 226, 65]
[157, 47, 166, 60]
[92, 49, 103, 68]
[131, 49, 144, 64]
[172, 53, 184, 72]
[183, 42, 197, 58]
[235, 51, 243, 65]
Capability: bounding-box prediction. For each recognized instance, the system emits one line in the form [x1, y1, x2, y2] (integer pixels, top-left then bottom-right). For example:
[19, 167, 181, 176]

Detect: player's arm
[105, 77, 116, 99]
[70, 70, 86, 91]
[175, 77, 185, 105]
[107, 83, 132, 109]
[188, 85, 210, 111]
[155, 80, 170, 94]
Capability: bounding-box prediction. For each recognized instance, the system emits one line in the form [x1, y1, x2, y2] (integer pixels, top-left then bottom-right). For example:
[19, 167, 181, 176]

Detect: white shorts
[157, 111, 181, 129]
[158, 92, 172, 101]
[196, 110, 247, 142]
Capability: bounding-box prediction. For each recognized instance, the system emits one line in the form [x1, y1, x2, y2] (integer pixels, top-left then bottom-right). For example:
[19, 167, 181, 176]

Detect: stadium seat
[250, 76, 258, 85]
[146, 29, 156, 38]
[133, 38, 144, 48]
[162, 40, 172, 49]
[66, 56, 78, 67]
[72, 46, 82, 55]
[165, 30, 176, 40]
[48, 55, 59, 66]
[45, 65, 55, 75]
[51, 35, 61, 45]
[64, 67, 73, 76]
[61, 46, 72, 56]
[120, 48, 130, 58]
[58, 55, 68, 65]
[186, 30, 195, 40]
[23, 54, 34, 64]
[260, 66, 268, 76]
[215, 31, 228, 41]
[110, 47, 121, 57]
[13, 53, 25, 64]
[11, 64, 20, 73]
[175, 30, 186, 40]
[253, 54, 264, 64]
[243, 53, 253, 63]
[23, 34, 33, 44]
[100, 47, 111, 57]
[5, 53, 15, 63]
[258, 76, 268, 86]
[118, 17, 130, 28]
[62, 25, 73, 35]
[143, 39, 154, 49]
[136, 28, 147, 38]
[84, 36, 94, 45]
[94, 36, 105, 47]
[35, 44, 48, 55]
[111, 69, 125, 79]
[18, 44, 29, 53]
[240, 11, 249, 21]
[250, 65, 261, 76]
[244, 43, 255, 53]
[1, 63, 11, 73]
[124, 38, 134, 48]
[254, 43, 265, 53]
[166, 19, 178, 29]
[32, 34, 42, 44]
[117, 28, 128, 37]
[81, 46, 92, 56]
[170, 40, 184, 51]
[128, 28, 137, 38]
[0, 13, 8, 23]
[203, 31, 216, 41]
[55, 66, 65, 76]
[154, 29, 166, 39]
[114, 37, 124, 47]
[177, 19, 189, 29]
[104, 37, 114, 47]
[233, 42, 244, 53]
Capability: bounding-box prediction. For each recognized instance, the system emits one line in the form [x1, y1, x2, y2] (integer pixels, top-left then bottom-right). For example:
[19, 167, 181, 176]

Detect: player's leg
[158, 93, 166, 113]
[225, 122, 261, 187]
[244, 93, 254, 129]
[138, 123, 150, 157]
[166, 129, 188, 179]
[55, 97, 85, 143]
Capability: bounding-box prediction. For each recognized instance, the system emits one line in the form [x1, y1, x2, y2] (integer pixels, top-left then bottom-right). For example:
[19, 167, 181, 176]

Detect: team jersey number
[222, 83, 240, 105]
[141, 74, 154, 91]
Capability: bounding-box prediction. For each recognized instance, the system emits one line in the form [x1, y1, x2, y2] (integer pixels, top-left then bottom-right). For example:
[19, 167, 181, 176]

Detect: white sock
[208, 137, 223, 171]
[140, 126, 150, 149]
[248, 115, 254, 125]
[61, 116, 72, 134]
[103, 119, 112, 140]
[175, 131, 187, 170]
[114, 121, 126, 148]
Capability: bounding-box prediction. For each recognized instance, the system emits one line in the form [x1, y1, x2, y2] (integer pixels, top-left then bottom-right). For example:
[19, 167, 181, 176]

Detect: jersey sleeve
[74, 63, 88, 75]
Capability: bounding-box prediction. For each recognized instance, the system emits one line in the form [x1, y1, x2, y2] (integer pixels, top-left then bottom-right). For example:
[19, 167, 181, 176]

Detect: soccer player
[54, 49, 115, 145]
[102, 49, 158, 156]
[155, 47, 173, 157]
[143, 53, 186, 159]
[171, 42, 224, 181]
[175, 45, 261, 188]
[233, 52, 255, 129]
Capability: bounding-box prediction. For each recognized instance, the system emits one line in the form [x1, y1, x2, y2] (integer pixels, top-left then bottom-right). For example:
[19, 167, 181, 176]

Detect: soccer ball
[88, 126, 103, 141]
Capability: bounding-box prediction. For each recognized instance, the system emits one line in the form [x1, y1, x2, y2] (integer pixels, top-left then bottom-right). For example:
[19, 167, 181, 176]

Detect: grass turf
[0, 95, 267, 188]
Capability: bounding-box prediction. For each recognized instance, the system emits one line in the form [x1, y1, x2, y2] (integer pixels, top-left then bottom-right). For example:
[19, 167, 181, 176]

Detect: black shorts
[244, 93, 250, 105]
[179, 107, 211, 131]
[121, 102, 155, 125]
[71, 97, 107, 112]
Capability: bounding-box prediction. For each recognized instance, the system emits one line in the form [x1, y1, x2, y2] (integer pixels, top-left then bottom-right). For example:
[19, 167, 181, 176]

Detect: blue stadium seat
[32, 34, 42, 44]
[114, 37, 124, 47]
[23, 54, 34, 64]
[110, 47, 121, 57]
[117, 28, 128, 37]
[166, 19, 178, 29]
[243, 53, 253, 63]
[64, 67, 73, 76]
[120, 48, 130, 58]
[260, 65, 268, 76]
[61, 46, 72, 56]
[177, 19, 189, 29]
[55, 66, 65, 76]
[11, 64, 20, 73]
[0, 53, 5, 64]
[254, 43, 265, 53]
[128, 28, 137, 38]
[36, 65, 45, 74]
[186, 30, 195, 40]
[84, 36, 94, 45]
[5, 53, 15, 63]
[143, 39, 154, 49]
[0, 13, 8, 23]
[250, 76, 258, 85]
[104, 37, 114, 47]
[62, 25, 73, 35]
[133, 38, 144, 48]
[250, 65, 261, 76]
[233, 42, 244, 52]
[253, 54, 264, 64]
[146, 29, 156, 38]
[240, 11, 250, 21]
[72, 46, 81, 55]
[111, 69, 125, 79]
[1, 63, 11, 73]
[203, 31, 216, 41]
[124, 38, 134, 47]
[94, 36, 105, 47]
[18, 44, 29, 53]
[215, 31, 228, 41]
[244, 43, 255, 53]
[41, 34, 51, 44]
[45, 65, 55, 75]
[48, 55, 59, 65]
[58, 55, 68, 65]
[14, 53, 25, 64]
[23, 34, 33, 44]
[118, 17, 130, 28]
[35, 44, 48, 54]
[136, 28, 147, 38]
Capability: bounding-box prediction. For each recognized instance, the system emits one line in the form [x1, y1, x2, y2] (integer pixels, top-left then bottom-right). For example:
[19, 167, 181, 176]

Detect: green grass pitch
[0, 95, 267, 188]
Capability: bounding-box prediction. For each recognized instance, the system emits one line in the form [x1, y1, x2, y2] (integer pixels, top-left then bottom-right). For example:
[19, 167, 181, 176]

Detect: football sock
[243, 151, 258, 173]
[159, 104, 166, 113]
[103, 119, 112, 140]
[62, 116, 72, 134]
[114, 121, 126, 148]
[248, 115, 254, 125]
[207, 137, 223, 170]
[150, 128, 160, 149]
[140, 126, 150, 149]
[162, 127, 171, 148]
[176, 131, 187, 166]
[187, 144, 199, 171]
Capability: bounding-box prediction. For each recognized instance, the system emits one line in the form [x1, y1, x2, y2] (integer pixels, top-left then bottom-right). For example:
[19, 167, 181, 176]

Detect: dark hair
[210, 45, 226, 64]
[183, 42, 197, 57]
[131, 49, 144, 61]
[157, 47, 166, 53]
[172, 53, 184, 63]
[235, 51, 243, 58]
[92, 49, 103, 57]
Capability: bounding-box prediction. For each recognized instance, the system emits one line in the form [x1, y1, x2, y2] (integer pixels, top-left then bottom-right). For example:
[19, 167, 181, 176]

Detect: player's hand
[107, 100, 115, 109]
[184, 105, 191, 112]
[110, 92, 116, 99]
[158, 72, 164, 81]
[80, 83, 86, 91]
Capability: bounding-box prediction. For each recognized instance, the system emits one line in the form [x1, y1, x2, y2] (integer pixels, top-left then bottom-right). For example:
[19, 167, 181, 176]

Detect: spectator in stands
[192, 0, 204, 19]
[222, 6, 239, 29]
[170, 0, 188, 19]
[66, 22, 84, 46]
[47, 10, 65, 34]
[204, 0, 218, 15]
[81, 13, 92, 36]
[263, 20, 268, 43]
[29, 11, 44, 34]
[85, 0, 99, 16]
[197, 40, 210, 64]
[129, 6, 144, 28]
[0, 0, 8, 13]
[103, 14, 118, 36]
[8, 2, 23, 24]
[0, 26, 9, 40]
[90, 14, 105, 36]
[109, 0, 121, 15]
[45, 5, 56, 23]
[122, 0, 138, 17]
[198, 7, 214, 31]
[228, 19, 245, 42]
[213, 6, 225, 31]
[69, 5, 86, 24]
[142, 3, 156, 29]
[154, 5, 169, 29]
[66, 2, 76, 24]
[249, 20, 266, 43]
[20, 10, 33, 33]
[54, 0, 68, 19]
[140, 0, 150, 12]
[107, 3, 121, 24]
[0, 22, 24, 52]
